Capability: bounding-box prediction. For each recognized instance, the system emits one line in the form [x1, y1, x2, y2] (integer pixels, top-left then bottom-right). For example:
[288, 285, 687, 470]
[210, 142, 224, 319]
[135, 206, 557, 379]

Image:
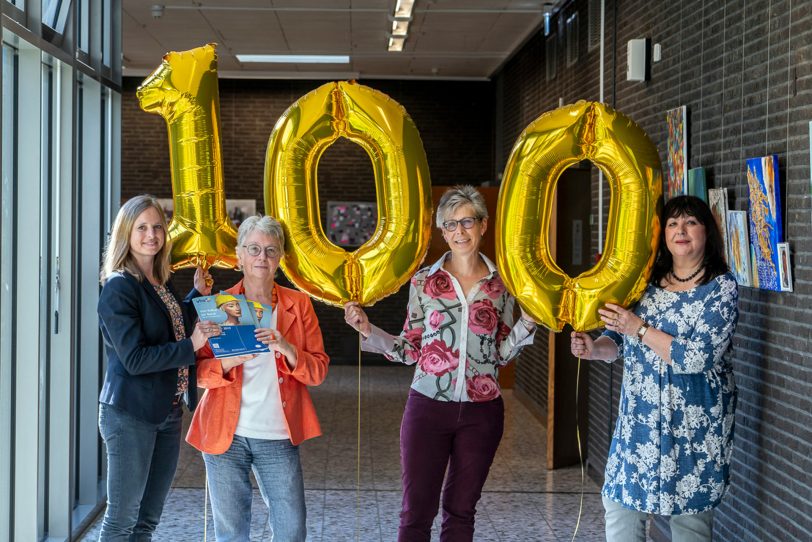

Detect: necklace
[671, 266, 703, 283]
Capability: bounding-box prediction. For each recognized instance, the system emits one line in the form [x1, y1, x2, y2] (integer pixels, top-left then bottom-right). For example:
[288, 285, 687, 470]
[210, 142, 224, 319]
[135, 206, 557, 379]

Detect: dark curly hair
[649, 195, 729, 286]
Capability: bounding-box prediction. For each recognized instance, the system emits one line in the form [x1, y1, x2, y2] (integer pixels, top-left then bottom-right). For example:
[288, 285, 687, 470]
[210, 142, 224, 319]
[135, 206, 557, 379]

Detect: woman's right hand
[344, 302, 372, 337]
[191, 320, 221, 352]
[570, 331, 595, 360]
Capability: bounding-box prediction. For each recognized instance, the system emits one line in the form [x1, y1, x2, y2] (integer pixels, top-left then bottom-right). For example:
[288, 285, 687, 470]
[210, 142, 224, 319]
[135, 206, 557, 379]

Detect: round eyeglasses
[441, 217, 480, 232]
[243, 244, 282, 259]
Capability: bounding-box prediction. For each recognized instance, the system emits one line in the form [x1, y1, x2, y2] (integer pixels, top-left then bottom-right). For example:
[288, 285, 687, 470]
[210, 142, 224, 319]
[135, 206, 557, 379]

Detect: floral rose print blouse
[362, 253, 535, 402]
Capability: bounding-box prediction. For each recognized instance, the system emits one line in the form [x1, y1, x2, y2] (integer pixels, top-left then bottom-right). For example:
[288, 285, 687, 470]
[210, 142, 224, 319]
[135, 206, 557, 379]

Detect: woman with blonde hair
[97, 194, 218, 541]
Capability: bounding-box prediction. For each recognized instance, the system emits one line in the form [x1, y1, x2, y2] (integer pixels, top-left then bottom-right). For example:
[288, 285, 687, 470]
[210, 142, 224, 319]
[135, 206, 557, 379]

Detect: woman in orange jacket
[186, 215, 329, 542]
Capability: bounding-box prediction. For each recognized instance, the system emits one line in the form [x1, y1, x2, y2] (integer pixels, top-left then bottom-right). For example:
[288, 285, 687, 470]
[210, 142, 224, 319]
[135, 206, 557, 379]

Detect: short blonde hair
[435, 185, 488, 228]
[100, 195, 172, 285]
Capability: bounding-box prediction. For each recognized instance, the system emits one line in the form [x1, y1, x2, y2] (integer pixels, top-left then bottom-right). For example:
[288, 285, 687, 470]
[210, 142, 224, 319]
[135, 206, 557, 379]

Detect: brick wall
[121, 77, 495, 364]
[496, 1, 811, 540]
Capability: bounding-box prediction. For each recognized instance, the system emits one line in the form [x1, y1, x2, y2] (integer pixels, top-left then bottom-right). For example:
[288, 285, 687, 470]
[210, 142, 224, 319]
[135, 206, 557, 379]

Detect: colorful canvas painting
[745, 155, 783, 291]
[727, 210, 751, 287]
[777, 242, 793, 292]
[708, 188, 729, 263]
[666, 106, 687, 200]
[687, 167, 707, 202]
[327, 201, 377, 247]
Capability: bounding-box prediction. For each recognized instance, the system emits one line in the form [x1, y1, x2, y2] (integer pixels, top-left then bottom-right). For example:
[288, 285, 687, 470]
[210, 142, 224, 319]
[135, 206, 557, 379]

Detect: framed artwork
[226, 199, 256, 229]
[708, 188, 729, 263]
[155, 198, 255, 228]
[726, 210, 751, 287]
[327, 201, 377, 247]
[666, 106, 687, 200]
[156, 198, 174, 220]
[777, 242, 793, 292]
[745, 155, 783, 291]
[687, 167, 707, 202]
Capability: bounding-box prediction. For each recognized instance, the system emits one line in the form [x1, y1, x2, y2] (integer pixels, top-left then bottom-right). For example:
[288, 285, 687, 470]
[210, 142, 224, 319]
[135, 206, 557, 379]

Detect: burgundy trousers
[398, 389, 505, 542]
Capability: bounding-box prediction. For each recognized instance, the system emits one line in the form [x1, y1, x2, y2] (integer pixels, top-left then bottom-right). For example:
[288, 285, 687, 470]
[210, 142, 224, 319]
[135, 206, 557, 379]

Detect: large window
[1, 0, 121, 538]
[0, 40, 18, 542]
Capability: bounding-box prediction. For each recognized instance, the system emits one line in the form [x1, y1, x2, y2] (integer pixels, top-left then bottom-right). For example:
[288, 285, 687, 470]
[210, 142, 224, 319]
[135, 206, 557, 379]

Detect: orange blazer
[186, 280, 330, 453]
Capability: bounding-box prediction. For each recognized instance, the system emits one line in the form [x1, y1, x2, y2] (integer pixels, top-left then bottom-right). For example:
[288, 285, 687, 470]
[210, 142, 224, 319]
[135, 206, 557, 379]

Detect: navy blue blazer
[98, 271, 200, 424]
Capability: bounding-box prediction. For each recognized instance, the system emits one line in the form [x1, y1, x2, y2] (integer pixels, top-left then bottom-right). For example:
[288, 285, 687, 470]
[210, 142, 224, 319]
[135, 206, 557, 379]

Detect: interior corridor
[78, 365, 605, 541]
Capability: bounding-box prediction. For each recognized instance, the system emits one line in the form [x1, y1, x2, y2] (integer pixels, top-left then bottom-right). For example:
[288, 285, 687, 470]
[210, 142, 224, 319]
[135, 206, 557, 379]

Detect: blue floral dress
[602, 272, 738, 515]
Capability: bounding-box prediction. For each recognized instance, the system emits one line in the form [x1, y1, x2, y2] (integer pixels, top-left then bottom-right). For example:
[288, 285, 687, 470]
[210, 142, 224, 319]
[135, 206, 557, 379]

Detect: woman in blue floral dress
[571, 195, 738, 542]
[344, 186, 537, 542]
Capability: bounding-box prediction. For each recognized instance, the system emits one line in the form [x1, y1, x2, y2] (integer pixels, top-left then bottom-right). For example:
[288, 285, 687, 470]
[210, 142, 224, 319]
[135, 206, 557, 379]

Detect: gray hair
[237, 215, 286, 252]
[435, 185, 488, 228]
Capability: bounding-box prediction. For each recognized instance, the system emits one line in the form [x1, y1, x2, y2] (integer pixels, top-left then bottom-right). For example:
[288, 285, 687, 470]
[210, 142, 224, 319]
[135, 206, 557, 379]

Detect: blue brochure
[192, 293, 269, 358]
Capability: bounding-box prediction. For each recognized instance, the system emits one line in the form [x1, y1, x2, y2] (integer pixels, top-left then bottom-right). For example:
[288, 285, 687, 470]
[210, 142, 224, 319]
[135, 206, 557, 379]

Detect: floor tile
[77, 366, 611, 542]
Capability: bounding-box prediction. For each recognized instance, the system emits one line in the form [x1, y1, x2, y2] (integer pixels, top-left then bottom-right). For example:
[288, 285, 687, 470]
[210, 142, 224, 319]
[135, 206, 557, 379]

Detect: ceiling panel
[122, 0, 560, 80]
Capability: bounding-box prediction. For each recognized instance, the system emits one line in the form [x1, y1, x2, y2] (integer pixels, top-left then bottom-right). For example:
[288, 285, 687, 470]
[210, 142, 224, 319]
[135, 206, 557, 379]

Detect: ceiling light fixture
[388, 0, 415, 52]
[236, 54, 351, 64]
[390, 19, 409, 37]
[393, 0, 415, 20]
[388, 37, 405, 52]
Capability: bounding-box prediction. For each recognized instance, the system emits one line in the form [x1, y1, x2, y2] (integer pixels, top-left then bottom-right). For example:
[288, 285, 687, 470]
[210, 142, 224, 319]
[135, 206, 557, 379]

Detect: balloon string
[203, 473, 209, 542]
[356, 332, 362, 542]
[570, 356, 584, 542]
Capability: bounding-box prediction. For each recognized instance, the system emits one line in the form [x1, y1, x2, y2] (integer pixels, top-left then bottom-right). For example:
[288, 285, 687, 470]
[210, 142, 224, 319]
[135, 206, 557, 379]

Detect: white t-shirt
[234, 307, 290, 440]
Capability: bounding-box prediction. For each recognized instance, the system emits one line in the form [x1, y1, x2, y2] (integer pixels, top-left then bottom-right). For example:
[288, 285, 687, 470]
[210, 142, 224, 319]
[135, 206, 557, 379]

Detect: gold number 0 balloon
[496, 101, 662, 332]
[265, 81, 432, 306]
[137, 44, 238, 270]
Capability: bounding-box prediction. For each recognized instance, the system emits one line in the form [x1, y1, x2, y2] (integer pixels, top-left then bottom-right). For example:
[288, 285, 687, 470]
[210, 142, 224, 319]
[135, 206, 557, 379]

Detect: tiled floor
[79, 365, 605, 541]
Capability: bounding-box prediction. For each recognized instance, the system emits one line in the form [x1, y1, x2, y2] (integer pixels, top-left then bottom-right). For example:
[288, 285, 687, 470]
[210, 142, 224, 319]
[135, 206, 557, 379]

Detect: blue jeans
[203, 435, 306, 542]
[603, 495, 714, 542]
[98, 402, 183, 542]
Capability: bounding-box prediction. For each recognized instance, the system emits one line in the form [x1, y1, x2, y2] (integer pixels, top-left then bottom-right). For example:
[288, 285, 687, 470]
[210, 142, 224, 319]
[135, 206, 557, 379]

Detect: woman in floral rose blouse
[345, 185, 537, 542]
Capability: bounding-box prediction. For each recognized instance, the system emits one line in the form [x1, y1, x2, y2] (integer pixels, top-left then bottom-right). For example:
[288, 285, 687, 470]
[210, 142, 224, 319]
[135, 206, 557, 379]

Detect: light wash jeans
[203, 435, 306, 542]
[603, 495, 714, 542]
[97, 402, 183, 542]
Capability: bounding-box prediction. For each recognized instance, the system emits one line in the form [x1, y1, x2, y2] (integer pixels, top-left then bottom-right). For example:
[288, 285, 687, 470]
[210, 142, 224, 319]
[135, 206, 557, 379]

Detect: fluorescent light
[394, 0, 415, 19]
[391, 20, 409, 37]
[388, 37, 405, 52]
[236, 54, 350, 64]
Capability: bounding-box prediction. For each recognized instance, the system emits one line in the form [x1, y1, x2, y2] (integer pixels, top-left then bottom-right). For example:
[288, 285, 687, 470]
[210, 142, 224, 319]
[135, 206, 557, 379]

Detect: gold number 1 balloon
[265, 81, 432, 307]
[137, 43, 238, 270]
[496, 101, 662, 332]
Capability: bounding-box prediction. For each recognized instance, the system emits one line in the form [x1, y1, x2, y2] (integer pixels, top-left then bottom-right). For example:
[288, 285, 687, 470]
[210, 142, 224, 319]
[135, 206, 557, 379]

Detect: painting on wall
[727, 210, 751, 287]
[687, 167, 707, 202]
[708, 188, 729, 263]
[777, 242, 793, 292]
[666, 106, 687, 200]
[327, 201, 377, 247]
[745, 155, 783, 291]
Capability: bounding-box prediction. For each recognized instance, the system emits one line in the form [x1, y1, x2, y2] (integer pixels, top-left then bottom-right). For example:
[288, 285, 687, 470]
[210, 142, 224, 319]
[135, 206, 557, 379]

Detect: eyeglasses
[242, 244, 282, 259]
[441, 217, 480, 232]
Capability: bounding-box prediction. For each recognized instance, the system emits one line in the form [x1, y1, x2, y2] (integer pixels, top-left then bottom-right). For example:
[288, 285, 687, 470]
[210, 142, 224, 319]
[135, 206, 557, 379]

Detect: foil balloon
[496, 101, 662, 332]
[265, 81, 432, 307]
[137, 43, 238, 270]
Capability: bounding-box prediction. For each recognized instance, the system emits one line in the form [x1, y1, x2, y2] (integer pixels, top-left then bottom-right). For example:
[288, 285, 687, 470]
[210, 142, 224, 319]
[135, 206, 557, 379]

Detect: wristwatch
[637, 322, 650, 340]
